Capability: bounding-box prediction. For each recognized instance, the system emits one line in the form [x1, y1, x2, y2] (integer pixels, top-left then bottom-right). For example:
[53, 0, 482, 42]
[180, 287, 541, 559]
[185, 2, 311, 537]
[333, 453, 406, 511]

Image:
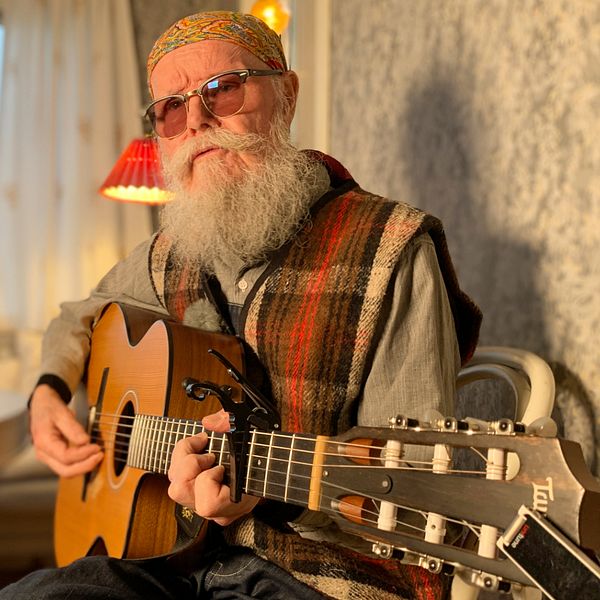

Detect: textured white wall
[330, 0, 600, 473]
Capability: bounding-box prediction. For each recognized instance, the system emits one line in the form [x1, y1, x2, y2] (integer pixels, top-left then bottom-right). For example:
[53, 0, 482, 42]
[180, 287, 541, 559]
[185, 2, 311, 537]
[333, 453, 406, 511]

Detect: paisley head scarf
[147, 11, 287, 92]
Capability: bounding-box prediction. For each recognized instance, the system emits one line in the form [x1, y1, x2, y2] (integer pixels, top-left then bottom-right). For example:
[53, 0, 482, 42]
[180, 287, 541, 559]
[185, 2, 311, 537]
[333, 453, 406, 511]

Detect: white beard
[159, 119, 326, 273]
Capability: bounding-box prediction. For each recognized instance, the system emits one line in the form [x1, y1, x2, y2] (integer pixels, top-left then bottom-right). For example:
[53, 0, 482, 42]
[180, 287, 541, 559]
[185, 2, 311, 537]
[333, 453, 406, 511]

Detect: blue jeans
[0, 547, 327, 600]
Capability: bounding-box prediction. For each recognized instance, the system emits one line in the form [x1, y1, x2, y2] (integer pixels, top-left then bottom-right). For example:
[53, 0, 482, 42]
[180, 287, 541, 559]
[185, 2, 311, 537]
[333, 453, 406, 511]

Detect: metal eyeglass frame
[145, 68, 283, 139]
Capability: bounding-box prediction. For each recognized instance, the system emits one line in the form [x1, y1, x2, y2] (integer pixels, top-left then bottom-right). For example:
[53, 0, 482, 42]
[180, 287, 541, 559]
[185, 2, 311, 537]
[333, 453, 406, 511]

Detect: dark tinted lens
[149, 96, 187, 138]
[202, 73, 245, 117]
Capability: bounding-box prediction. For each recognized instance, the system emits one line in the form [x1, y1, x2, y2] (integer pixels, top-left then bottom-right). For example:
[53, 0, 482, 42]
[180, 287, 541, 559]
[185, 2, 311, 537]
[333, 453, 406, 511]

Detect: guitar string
[90, 414, 494, 472]
[93, 424, 441, 466]
[92, 420, 496, 474]
[241, 471, 483, 538]
[96, 433, 488, 478]
[85, 420, 489, 542]
[93, 411, 497, 450]
[89, 442, 483, 542]
[100, 448, 485, 543]
[91, 425, 491, 478]
[94, 443, 491, 538]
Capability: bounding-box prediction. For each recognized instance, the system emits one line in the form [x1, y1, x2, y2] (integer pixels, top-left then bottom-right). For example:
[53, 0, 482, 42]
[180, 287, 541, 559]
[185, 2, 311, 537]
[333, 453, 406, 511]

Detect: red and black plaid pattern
[243, 189, 429, 435]
[149, 232, 206, 322]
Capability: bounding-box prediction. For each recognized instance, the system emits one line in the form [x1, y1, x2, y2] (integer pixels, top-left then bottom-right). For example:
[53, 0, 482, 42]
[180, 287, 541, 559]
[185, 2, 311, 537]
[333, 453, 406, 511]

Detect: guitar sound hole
[114, 401, 135, 476]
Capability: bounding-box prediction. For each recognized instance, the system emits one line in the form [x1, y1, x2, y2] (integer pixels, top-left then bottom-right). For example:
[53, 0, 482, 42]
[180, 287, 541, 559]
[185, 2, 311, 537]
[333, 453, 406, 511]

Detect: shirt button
[237, 279, 248, 291]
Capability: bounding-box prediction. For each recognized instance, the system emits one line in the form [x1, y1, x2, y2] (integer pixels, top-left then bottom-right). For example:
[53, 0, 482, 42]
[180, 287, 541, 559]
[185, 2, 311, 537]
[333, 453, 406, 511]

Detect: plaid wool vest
[148, 157, 481, 599]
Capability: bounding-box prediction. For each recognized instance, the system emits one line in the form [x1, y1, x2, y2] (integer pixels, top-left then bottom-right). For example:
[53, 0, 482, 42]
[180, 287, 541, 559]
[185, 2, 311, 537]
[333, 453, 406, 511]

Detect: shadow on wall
[550, 362, 598, 474]
[400, 76, 598, 473]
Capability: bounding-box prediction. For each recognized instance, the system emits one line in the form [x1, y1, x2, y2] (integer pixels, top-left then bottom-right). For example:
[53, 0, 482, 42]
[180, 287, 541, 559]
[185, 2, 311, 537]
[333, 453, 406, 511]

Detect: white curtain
[0, 0, 151, 393]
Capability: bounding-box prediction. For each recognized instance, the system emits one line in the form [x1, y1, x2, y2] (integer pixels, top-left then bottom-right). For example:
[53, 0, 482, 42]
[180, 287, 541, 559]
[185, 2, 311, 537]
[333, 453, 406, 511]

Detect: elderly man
[4, 11, 481, 600]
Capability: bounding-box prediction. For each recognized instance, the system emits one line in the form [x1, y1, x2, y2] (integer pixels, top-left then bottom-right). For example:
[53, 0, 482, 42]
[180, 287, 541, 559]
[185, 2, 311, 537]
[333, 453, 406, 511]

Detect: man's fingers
[36, 447, 103, 478]
[52, 439, 102, 464]
[201, 410, 231, 433]
[54, 407, 91, 445]
[168, 451, 215, 482]
[170, 432, 208, 461]
[193, 465, 230, 514]
[167, 454, 216, 507]
[193, 466, 260, 525]
[167, 437, 216, 506]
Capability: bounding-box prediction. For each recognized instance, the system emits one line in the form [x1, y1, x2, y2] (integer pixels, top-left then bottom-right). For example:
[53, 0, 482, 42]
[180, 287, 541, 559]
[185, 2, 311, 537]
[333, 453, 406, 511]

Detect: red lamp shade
[99, 137, 171, 205]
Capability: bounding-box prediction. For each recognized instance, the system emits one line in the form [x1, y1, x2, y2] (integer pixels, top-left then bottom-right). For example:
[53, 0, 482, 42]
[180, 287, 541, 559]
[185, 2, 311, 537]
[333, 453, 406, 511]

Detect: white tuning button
[526, 416, 558, 438]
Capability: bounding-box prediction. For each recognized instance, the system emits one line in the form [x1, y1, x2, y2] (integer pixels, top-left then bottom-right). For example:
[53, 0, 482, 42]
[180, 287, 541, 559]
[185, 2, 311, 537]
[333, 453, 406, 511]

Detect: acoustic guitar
[54, 303, 600, 597]
[54, 302, 243, 565]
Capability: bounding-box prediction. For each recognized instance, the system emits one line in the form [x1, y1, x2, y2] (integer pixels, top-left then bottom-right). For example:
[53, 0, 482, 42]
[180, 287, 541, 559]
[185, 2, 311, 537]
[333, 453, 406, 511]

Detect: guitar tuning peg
[463, 417, 490, 432]
[422, 409, 444, 429]
[441, 417, 469, 432]
[525, 416, 558, 438]
[388, 415, 420, 429]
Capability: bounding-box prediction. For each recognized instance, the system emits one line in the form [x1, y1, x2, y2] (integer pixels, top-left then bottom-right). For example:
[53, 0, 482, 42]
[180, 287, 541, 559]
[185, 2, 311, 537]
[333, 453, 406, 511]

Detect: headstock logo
[531, 477, 554, 513]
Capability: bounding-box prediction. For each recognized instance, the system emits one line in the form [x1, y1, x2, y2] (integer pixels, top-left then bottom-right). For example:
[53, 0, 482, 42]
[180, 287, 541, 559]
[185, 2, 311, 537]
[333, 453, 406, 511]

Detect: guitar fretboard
[126, 414, 316, 509]
[245, 430, 315, 506]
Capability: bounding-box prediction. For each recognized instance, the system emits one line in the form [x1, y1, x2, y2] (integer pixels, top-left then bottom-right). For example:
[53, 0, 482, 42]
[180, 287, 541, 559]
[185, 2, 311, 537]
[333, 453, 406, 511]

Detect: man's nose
[186, 94, 217, 131]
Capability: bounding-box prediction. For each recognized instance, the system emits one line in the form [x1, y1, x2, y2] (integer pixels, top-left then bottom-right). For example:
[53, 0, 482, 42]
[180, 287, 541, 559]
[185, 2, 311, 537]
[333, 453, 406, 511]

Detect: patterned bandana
[147, 11, 288, 91]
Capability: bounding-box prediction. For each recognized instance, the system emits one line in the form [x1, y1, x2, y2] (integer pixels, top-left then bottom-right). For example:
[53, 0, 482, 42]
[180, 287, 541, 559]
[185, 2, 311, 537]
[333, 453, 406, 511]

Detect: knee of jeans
[205, 552, 259, 586]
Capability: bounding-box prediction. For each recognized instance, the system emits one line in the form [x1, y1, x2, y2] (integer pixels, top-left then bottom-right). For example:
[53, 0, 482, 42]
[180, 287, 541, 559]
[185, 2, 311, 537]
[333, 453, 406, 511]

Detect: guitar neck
[127, 415, 319, 510]
[121, 412, 600, 591]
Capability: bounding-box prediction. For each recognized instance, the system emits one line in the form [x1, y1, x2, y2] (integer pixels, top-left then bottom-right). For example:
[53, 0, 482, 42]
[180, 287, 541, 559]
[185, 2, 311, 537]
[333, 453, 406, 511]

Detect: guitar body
[54, 303, 245, 567]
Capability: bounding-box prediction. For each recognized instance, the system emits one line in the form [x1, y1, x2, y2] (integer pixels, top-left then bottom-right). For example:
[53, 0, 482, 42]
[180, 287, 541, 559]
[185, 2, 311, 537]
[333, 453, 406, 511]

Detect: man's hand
[29, 384, 103, 477]
[167, 409, 260, 526]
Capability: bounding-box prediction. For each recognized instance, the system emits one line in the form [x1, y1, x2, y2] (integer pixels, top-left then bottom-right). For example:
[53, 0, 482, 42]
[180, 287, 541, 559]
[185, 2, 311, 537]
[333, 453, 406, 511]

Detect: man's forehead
[147, 11, 287, 87]
[150, 41, 262, 94]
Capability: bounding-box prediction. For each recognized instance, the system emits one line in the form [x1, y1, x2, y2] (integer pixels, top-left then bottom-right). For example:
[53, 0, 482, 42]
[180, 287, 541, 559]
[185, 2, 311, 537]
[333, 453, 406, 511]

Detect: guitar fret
[159, 417, 167, 471]
[284, 433, 296, 503]
[158, 420, 165, 474]
[166, 419, 177, 473]
[152, 416, 161, 472]
[219, 433, 226, 466]
[150, 416, 159, 471]
[143, 415, 152, 471]
[143, 416, 151, 471]
[138, 415, 148, 469]
[155, 419, 165, 473]
[263, 432, 275, 497]
[162, 418, 176, 474]
[168, 418, 179, 473]
[208, 428, 215, 455]
[159, 419, 169, 474]
[285, 434, 314, 507]
[245, 430, 258, 494]
[268, 432, 293, 501]
[146, 416, 154, 472]
[140, 414, 149, 469]
[247, 432, 269, 497]
[128, 415, 140, 468]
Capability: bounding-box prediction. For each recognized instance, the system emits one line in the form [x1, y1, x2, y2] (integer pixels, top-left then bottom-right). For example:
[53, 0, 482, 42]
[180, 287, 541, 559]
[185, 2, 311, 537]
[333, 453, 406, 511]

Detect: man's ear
[281, 70, 300, 126]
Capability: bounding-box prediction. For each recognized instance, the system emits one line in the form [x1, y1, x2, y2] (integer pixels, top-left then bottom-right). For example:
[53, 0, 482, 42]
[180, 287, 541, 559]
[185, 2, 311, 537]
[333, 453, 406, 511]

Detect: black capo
[182, 349, 281, 503]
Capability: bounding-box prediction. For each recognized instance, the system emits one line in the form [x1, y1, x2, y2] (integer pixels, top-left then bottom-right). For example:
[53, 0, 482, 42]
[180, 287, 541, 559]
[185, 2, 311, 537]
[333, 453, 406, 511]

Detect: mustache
[167, 129, 268, 167]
